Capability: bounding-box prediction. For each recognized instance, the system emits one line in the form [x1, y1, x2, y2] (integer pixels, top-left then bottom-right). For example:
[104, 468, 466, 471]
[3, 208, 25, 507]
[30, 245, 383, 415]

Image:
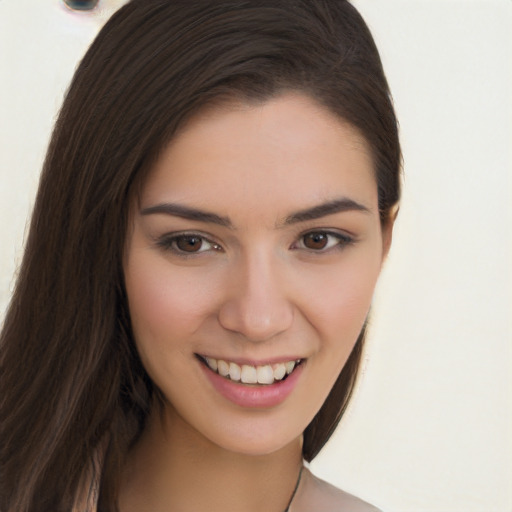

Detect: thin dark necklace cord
[282, 465, 304, 512]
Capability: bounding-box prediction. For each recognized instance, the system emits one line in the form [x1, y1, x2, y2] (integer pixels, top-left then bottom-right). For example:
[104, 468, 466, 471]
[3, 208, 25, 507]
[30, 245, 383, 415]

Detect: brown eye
[175, 235, 205, 252]
[294, 231, 353, 252]
[302, 232, 329, 250]
[161, 234, 222, 255]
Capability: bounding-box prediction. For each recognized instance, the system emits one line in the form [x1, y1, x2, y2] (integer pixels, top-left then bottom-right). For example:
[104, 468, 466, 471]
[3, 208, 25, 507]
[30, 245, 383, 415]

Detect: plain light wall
[311, 3, 512, 512]
[1, 1, 511, 511]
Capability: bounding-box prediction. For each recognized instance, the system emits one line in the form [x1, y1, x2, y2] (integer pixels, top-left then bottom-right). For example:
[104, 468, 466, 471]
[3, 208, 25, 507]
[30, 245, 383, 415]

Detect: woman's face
[124, 93, 390, 455]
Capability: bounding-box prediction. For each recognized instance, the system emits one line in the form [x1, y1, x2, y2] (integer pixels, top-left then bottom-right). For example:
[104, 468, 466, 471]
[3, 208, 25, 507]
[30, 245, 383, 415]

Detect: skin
[120, 93, 391, 512]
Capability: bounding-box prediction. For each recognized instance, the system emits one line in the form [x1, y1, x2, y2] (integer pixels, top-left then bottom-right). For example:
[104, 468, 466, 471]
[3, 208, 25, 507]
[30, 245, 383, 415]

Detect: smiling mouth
[197, 355, 303, 385]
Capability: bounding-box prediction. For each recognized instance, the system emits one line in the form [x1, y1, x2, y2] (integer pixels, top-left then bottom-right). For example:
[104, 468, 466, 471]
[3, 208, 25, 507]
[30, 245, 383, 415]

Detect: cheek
[329, 265, 378, 322]
[124, 253, 222, 356]
[298, 252, 382, 356]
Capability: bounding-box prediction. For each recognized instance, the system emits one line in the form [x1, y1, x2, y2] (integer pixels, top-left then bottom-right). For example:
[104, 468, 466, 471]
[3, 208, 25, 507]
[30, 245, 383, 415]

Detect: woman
[0, 1, 401, 511]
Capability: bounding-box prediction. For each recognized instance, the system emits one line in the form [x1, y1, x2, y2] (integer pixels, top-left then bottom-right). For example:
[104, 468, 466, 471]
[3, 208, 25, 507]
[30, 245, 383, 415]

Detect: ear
[381, 205, 399, 263]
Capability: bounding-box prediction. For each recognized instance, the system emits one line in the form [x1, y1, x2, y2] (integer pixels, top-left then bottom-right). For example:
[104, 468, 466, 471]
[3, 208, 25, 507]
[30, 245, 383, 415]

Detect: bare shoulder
[292, 467, 382, 512]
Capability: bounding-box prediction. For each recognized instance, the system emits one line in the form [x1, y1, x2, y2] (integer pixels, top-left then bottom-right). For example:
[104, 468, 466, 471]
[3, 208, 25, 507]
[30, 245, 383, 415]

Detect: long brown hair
[0, 1, 400, 510]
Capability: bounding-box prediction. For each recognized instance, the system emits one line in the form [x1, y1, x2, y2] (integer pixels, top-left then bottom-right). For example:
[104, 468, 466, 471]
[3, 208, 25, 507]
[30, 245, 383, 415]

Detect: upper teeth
[204, 357, 300, 385]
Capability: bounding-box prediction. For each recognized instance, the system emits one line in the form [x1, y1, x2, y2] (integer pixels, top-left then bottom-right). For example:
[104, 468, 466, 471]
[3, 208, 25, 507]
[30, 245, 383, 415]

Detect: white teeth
[272, 363, 287, 381]
[241, 365, 258, 384]
[205, 357, 218, 372]
[257, 365, 274, 384]
[285, 361, 296, 375]
[229, 362, 241, 381]
[204, 356, 301, 385]
[217, 359, 229, 377]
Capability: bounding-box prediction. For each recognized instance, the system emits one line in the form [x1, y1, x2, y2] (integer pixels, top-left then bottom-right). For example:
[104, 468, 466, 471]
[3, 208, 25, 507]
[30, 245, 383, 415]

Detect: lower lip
[200, 361, 304, 408]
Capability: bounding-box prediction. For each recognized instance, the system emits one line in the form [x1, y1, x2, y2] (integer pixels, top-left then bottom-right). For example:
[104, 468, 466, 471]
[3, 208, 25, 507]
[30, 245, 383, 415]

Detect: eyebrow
[140, 203, 233, 228]
[140, 197, 370, 228]
[281, 197, 371, 226]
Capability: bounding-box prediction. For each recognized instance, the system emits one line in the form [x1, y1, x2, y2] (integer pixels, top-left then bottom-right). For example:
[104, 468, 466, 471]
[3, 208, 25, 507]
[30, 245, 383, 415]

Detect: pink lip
[200, 360, 304, 409]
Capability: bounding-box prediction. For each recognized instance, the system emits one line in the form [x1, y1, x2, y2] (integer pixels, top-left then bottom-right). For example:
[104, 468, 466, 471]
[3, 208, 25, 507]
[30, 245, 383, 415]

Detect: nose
[218, 251, 294, 342]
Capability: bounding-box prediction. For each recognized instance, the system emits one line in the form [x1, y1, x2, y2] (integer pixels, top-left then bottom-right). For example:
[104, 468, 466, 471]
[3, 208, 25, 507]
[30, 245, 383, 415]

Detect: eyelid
[153, 228, 354, 257]
[155, 231, 223, 256]
[292, 229, 355, 252]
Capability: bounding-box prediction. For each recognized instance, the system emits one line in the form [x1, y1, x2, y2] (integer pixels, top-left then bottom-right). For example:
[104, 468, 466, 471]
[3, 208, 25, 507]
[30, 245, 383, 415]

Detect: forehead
[141, 93, 377, 220]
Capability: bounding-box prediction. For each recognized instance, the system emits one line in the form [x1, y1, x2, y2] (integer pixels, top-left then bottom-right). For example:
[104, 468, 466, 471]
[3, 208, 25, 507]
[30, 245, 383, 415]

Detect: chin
[208, 429, 302, 458]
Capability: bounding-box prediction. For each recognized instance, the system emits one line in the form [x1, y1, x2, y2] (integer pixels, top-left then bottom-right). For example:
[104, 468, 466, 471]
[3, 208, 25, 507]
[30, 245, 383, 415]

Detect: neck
[119, 404, 304, 512]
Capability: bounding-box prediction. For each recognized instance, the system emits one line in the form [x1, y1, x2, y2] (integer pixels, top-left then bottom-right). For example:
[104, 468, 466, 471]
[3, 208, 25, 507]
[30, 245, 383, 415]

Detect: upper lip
[196, 354, 304, 366]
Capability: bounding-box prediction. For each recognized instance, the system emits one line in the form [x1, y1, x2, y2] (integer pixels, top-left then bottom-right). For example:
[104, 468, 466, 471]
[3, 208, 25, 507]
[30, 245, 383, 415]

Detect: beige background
[1, 1, 511, 510]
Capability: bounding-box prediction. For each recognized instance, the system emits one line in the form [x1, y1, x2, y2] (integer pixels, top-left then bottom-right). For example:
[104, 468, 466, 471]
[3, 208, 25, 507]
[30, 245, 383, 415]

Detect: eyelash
[156, 229, 354, 257]
[291, 230, 354, 252]
[155, 232, 222, 256]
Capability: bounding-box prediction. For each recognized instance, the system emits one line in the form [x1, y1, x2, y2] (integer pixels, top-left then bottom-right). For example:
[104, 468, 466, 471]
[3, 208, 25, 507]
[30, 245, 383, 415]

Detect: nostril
[63, 0, 99, 11]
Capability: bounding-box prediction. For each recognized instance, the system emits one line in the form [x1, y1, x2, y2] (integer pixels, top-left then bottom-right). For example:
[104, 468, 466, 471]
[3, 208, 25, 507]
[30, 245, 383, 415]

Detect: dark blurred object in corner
[63, 0, 99, 11]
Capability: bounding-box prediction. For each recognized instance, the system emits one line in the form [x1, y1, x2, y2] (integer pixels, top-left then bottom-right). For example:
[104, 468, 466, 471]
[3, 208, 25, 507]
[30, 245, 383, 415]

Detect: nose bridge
[218, 247, 293, 342]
